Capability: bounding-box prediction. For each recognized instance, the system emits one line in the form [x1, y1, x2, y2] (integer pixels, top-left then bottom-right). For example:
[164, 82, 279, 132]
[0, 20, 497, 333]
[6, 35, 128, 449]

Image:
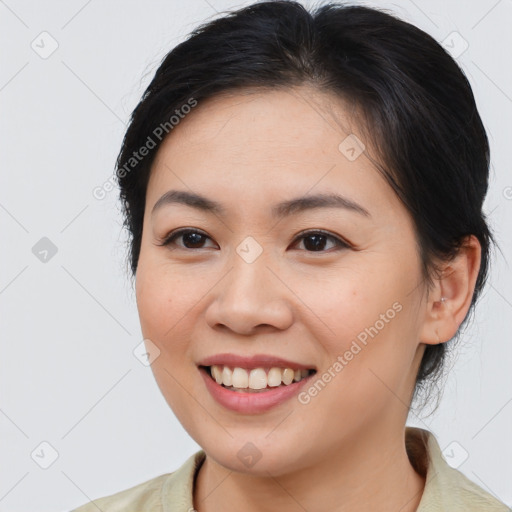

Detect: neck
[193, 424, 426, 512]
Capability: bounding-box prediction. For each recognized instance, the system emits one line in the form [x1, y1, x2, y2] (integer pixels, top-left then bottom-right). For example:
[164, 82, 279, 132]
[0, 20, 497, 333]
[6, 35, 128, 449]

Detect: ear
[420, 235, 482, 345]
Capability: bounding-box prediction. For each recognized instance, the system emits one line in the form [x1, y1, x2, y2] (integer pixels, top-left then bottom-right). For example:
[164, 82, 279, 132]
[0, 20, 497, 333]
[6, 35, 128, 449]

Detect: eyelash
[156, 228, 351, 253]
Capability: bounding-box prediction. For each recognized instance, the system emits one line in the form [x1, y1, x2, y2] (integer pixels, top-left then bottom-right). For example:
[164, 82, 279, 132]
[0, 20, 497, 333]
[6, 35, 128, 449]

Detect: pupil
[184, 232, 204, 248]
[304, 234, 326, 251]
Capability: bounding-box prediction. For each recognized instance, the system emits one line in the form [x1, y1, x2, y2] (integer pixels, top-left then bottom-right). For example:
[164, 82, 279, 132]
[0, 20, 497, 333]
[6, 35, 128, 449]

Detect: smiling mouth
[201, 365, 317, 393]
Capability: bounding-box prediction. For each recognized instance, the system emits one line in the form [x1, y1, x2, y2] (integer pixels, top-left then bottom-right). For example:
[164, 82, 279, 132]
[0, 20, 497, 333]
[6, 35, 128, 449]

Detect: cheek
[135, 261, 203, 417]
[297, 265, 418, 398]
[296, 264, 400, 342]
[299, 309, 415, 439]
[135, 259, 201, 339]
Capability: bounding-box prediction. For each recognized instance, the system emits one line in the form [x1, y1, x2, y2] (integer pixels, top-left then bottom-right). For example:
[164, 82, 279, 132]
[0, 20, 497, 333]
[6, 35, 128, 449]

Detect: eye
[290, 229, 350, 252]
[157, 228, 217, 250]
[156, 228, 350, 252]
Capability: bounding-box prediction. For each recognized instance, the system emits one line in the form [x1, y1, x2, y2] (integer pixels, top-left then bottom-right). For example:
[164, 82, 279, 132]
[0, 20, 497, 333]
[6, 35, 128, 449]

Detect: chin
[199, 435, 315, 477]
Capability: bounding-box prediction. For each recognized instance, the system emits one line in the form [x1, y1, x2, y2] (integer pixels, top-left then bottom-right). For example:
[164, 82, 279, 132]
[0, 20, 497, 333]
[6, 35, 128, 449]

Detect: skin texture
[135, 86, 481, 512]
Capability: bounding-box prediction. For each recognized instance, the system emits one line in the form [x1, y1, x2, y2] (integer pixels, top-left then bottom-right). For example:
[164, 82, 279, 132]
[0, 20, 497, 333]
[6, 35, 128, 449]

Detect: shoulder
[70, 472, 172, 512]
[70, 449, 206, 512]
[406, 427, 510, 511]
[446, 466, 510, 511]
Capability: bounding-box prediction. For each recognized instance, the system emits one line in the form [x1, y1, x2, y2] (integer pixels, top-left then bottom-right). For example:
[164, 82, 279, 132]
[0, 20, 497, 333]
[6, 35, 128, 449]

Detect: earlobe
[419, 235, 482, 346]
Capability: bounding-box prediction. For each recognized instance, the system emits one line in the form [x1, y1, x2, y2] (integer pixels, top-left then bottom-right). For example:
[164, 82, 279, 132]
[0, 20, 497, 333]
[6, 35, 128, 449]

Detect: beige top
[71, 427, 509, 511]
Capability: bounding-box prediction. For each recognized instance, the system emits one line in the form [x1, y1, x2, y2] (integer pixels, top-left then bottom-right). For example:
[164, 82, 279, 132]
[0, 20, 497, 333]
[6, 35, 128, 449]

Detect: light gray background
[1, 0, 511, 510]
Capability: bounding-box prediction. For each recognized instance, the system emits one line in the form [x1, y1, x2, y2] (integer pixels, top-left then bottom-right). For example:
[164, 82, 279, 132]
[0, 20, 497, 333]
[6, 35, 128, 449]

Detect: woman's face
[135, 87, 429, 475]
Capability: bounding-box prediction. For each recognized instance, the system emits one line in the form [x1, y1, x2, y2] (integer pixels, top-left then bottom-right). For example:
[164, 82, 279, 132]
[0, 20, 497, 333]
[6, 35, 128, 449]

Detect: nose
[204, 255, 294, 336]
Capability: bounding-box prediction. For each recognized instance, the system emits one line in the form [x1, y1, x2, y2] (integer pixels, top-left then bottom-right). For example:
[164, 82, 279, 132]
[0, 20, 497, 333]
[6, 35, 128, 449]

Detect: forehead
[156, 87, 358, 158]
[146, 87, 403, 222]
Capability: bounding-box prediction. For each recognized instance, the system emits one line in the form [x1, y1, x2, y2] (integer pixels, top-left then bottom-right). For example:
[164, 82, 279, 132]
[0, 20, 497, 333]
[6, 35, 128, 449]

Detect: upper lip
[198, 353, 316, 370]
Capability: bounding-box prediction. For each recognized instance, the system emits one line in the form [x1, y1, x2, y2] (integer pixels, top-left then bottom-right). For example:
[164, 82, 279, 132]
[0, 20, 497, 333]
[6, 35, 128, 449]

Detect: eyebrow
[151, 189, 371, 218]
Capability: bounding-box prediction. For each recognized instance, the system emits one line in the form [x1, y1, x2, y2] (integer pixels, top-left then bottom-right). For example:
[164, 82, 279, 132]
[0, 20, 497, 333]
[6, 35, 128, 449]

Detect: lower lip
[199, 367, 314, 414]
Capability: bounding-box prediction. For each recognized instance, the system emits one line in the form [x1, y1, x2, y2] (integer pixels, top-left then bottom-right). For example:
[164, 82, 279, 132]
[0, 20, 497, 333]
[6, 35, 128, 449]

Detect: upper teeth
[210, 365, 311, 389]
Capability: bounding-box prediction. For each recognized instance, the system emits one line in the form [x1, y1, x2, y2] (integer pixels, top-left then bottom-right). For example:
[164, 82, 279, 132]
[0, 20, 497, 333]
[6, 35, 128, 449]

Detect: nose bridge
[206, 243, 293, 333]
[225, 233, 274, 300]
[228, 249, 270, 301]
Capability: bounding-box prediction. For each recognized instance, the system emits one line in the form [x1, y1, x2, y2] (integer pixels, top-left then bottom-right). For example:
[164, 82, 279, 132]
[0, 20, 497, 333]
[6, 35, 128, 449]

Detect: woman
[72, 1, 508, 510]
